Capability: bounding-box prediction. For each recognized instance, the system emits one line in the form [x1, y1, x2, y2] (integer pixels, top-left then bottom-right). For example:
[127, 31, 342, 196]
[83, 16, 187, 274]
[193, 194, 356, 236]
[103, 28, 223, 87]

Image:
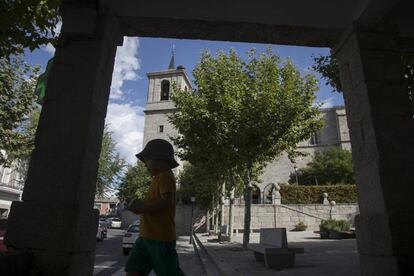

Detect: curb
[192, 233, 221, 276]
[193, 233, 239, 276]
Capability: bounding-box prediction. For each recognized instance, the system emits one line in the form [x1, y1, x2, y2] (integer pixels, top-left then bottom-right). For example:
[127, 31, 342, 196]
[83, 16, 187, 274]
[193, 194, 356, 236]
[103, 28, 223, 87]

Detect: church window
[252, 185, 261, 204]
[159, 125, 164, 133]
[310, 132, 320, 145]
[161, 80, 170, 101]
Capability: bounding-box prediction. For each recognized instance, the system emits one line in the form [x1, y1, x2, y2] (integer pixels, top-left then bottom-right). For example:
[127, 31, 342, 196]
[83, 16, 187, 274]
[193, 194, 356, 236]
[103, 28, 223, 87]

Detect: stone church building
[143, 54, 351, 200]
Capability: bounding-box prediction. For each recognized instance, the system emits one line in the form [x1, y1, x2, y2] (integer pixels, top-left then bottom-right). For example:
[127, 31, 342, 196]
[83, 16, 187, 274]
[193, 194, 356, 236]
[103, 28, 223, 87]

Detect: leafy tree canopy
[170, 48, 323, 172]
[170, 48, 323, 247]
[117, 162, 152, 202]
[96, 126, 126, 197]
[178, 164, 223, 209]
[0, 55, 39, 165]
[0, 0, 61, 59]
[312, 53, 414, 113]
[289, 147, 355, 185]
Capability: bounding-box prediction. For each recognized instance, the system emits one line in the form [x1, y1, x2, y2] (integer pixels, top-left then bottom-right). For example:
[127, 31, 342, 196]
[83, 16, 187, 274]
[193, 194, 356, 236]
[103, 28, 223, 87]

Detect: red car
[0, 218, 7, 251]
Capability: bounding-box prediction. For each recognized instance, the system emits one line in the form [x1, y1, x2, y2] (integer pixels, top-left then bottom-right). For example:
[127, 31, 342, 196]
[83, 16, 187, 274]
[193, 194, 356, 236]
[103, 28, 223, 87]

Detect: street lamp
[293, 165, 299, 185]
[189, 196, 196, 244]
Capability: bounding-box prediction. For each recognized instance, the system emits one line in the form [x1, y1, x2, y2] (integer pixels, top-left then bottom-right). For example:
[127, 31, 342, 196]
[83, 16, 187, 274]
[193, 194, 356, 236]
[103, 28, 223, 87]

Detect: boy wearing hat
[125, 139, 183, 276]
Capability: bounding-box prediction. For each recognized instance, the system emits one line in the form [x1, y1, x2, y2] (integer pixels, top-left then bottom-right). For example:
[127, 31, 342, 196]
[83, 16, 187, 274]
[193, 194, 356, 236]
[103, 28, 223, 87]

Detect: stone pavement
[197, 231, 360, 276]
[94, 229, 205, 275]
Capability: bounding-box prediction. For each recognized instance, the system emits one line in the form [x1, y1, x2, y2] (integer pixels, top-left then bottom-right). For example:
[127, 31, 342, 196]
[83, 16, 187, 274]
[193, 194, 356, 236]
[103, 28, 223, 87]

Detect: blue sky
[24, 36, 344, 164]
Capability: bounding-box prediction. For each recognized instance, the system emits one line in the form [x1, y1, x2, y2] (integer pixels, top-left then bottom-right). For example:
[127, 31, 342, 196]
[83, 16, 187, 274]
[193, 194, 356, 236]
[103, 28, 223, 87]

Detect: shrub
[293, 222, 308, 231]
[319, 219, 351, 232]
[289, 147, 355, 185]
[280, 184, 358, 204]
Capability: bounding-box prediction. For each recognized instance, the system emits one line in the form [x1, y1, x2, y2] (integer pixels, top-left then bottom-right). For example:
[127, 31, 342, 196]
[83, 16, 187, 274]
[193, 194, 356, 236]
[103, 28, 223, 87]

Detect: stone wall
[175, 203, 359, 234]
[222, 203, 359, 232]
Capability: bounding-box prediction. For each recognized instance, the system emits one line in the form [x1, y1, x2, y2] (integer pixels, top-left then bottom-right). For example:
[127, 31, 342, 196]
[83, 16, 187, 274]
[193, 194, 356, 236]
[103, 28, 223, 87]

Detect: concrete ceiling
[98, 0, 410, 47]
[101, 0, 371, 29]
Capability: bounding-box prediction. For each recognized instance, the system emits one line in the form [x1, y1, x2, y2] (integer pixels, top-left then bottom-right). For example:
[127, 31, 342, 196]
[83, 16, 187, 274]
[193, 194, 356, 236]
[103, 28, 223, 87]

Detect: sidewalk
[197, 231, 360, 276]
[176, 236, 206, 276]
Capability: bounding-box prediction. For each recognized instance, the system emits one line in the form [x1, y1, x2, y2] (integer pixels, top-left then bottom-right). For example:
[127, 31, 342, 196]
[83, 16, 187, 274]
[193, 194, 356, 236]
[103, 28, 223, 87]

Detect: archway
[262, 183, 276, 204]
[160, 80, 170, 101]
[5, 1, 414, 275]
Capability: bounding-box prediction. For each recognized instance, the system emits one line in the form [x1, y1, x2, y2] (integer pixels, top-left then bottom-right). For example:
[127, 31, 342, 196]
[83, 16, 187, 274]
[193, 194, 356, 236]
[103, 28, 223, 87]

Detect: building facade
[0, 158, 25, 218]
[142, 58, 351, 196]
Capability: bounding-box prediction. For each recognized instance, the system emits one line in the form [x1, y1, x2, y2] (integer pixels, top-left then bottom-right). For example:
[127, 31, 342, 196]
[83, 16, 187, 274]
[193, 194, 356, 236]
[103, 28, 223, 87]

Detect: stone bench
[248, 228, 304, 269]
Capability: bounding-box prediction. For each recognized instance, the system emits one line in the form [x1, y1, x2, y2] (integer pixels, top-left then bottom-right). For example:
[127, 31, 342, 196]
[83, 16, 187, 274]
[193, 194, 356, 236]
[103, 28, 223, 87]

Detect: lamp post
[293, 165, 299, 185]
[189, 196, 196, 244]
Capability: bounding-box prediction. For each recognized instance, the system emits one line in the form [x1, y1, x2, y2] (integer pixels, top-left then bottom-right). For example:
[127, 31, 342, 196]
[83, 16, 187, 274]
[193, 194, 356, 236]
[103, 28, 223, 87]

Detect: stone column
[333, 24, 414, 276]
[273, 184, 281, 204]
[5, 3, 122, 275]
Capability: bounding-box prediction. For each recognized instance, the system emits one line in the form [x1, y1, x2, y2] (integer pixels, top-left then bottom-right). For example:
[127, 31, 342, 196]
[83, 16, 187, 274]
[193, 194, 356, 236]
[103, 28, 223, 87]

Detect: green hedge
[280, 184, 358, 204]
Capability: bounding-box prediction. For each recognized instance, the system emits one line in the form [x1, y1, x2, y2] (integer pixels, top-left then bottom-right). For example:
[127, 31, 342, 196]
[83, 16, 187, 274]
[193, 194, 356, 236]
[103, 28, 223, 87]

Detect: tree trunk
[210, 194, 215, 235]
[242, 162, 253, 249]
[218, 182, 225, 240]
[206, 209, 210, 234]
[228, 189, 235, 241]
[214, 206, 219, 234]
[228, 168, 236, 241]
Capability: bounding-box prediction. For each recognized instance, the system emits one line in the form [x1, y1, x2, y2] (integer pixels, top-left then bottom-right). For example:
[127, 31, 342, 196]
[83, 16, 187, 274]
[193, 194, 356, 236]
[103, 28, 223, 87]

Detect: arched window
[161, 80, 170, 101]
[263, 183, 276, 204]
[252, 185, 261, 204]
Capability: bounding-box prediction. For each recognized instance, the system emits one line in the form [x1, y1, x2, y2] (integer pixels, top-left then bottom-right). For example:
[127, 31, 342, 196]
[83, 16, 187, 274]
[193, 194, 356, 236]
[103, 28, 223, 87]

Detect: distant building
[94, 197, 120, 216]
[0, 157, 25, 217]
[142, 54, 351, 201]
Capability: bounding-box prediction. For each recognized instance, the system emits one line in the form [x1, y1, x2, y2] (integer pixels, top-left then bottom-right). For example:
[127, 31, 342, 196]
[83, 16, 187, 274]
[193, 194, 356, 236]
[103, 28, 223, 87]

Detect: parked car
[96, 223, 107, 241]
[98, 217, 111, 228]
[0, 219, 7, 251]
[122, 224, 139, 255]
[111, 217, 122, 229]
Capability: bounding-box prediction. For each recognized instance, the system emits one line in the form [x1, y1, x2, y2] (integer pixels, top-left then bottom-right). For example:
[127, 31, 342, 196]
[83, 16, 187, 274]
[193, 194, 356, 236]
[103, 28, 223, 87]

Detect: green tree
[178, 164, 223, 209]
[96, 126, 126, 197]
[0, 0, 61, 59]
[170, 49, 323, 248]
[289, 147, 355, 185]
[0, 55, 39, 165]
[117, 162, 152, 202]
[312, 54, 414, 113]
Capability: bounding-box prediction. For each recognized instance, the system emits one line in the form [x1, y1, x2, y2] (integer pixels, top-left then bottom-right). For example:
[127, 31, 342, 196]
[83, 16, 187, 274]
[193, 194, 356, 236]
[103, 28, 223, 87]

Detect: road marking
[93, 261, 118, 275]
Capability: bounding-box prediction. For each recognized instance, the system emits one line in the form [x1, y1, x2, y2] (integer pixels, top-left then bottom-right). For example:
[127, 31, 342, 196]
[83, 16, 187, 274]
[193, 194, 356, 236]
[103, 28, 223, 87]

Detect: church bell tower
[142, 49, 192, 172]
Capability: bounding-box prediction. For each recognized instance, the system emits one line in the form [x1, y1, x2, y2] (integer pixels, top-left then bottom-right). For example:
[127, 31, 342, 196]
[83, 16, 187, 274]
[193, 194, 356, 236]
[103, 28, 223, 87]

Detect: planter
[319, 231, 329, 239]
[316, 230, 356, 239]
[328, 230, 356, 239]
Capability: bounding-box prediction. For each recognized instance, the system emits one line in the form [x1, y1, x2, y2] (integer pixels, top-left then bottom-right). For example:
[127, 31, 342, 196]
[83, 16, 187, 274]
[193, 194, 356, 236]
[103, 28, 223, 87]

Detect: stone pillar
[5, 3, 122, 275]
[322, 192, 329, 205]
[333, 24, 414, 276]
[273, 184, 281, 204]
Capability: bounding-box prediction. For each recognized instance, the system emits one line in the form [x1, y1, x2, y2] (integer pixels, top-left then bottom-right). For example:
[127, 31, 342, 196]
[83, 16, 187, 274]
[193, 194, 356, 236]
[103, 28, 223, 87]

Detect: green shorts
[125, 237, 183, 276]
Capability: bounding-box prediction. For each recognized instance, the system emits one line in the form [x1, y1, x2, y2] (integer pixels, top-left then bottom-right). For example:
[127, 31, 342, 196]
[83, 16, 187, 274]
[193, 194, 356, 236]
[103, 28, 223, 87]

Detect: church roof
[168, 48, 175, 69]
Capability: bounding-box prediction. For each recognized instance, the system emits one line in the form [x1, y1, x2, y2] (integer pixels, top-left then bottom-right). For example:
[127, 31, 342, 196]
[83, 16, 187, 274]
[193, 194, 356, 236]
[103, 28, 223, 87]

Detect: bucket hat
[136, 139, 179, 168]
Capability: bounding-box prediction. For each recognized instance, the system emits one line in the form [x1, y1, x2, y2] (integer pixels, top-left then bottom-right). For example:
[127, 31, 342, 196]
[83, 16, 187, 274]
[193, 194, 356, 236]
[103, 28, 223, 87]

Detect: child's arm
[129, 192, 174, 214]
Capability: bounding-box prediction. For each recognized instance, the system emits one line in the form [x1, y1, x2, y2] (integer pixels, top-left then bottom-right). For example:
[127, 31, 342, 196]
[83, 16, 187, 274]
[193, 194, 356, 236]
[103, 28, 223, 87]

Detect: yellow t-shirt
[140, 170, 176, 241]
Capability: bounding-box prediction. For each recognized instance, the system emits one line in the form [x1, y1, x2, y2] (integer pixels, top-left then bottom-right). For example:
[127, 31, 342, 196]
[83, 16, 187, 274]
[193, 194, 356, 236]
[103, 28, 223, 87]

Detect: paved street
[198, 231, 360, 276]
[93, 229, 205, 276]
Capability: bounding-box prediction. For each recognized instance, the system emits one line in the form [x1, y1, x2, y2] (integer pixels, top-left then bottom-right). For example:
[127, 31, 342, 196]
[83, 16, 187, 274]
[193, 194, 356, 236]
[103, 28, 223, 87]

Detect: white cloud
[42, 21, 62, 56]
[110, 37, 140, 99]
[106, 103, 145, 164]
